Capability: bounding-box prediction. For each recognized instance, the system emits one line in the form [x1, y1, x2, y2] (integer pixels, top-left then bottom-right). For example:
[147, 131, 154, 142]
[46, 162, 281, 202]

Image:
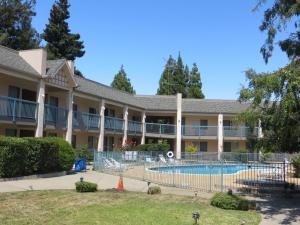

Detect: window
[71, 135, 76, 148]
[89, 107, 96, 114]
[223, 120, 232, 129]
[22, 89, 36, 101]
[200, 142, 208, 152]
[88, 136, 98, 149]
[48, 133, 57, 137]
[8, 86, 20, 98]
[5, 129, 17, 137]
[19, 130, 34, 137]
[200, 120, 208, 128]
[224, 142, 231, 152]
[105, 108, 115, 117]
[73, 104, 78, 119]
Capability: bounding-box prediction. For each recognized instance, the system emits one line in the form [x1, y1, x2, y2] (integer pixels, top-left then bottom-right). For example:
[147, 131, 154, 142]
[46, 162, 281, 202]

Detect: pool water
[149, 164, 271, 175]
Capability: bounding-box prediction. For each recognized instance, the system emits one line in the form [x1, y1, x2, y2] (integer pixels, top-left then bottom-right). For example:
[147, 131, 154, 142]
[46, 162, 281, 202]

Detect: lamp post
[192, 212, 200, 224]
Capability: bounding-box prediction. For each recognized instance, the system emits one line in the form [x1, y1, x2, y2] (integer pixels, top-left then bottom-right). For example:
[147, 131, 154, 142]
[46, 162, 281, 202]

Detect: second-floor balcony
[44, 104, 68, 129]
[73, 111, 100, 131]
[0, 96, 37, 123]
[128, 120, 142, 134]
[104, 116, 124, 133]
[182, 125, 218, 137]
[223, 126, 258, 138]
[145, 123, 176, 135]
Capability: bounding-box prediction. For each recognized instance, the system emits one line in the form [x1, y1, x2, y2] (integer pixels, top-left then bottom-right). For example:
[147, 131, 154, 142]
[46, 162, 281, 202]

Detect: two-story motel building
[0, 45, 262, 158]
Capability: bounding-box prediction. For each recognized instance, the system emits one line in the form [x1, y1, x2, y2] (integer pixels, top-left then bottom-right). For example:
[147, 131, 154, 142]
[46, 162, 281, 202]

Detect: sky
[32, 0, 290, 99]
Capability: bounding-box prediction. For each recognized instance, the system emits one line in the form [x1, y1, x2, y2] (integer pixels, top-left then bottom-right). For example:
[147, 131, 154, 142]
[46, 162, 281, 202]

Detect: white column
[141, 111, 146, 144]
[35, 79, 45, 137]
[176, 93, 182, 159]
[218, 113, 223, 160]
[97, 99, 105, 151]
[122, 105, 128, 146]
[258, 119, 263, 138]
[65, 90, 73, 144]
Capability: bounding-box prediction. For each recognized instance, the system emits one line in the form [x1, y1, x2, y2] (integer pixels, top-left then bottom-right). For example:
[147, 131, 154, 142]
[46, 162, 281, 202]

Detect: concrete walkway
[0, 169, 213, 198]
[1, 170, 299, 225]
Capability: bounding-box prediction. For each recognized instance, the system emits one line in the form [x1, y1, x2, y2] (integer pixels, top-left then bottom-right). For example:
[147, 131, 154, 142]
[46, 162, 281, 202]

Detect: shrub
[75, 181, 97, 192]
[210, 192, 254, 211]
[135, 142, 170, 152]
[185, 145, 197, 153]
[291, 156, 300, 178]
[148, 186, 161, 195]
[74, 145, 93, 161]
[0, 136, 74, 178]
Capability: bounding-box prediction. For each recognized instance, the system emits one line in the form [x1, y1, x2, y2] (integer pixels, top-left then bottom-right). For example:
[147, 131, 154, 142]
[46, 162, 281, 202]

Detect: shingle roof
[135, 95, 177, 111]
[46, 59, 66, 76]
[0, 45, 39, 76]
[182, 99, 250, 114]
[74, 76, 143, 108]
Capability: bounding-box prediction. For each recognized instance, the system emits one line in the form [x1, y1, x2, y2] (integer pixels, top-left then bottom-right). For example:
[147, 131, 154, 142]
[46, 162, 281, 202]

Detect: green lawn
[0, 190, 261, 225]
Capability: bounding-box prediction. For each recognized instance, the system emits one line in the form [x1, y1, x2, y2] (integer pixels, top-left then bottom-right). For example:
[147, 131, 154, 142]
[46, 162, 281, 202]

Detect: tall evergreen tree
[173, 53, 187, 97]
[187, 63, 205, 99]
[43, 0, 85, 60]
[157, 55, 177, 95]
[111, 65, 136, 94]
[0, 0, 40, 50]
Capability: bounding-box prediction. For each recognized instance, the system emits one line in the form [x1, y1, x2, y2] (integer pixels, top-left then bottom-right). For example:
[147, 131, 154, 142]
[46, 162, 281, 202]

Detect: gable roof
[0, 45, 39, 76]
[46, 59, 66, 76]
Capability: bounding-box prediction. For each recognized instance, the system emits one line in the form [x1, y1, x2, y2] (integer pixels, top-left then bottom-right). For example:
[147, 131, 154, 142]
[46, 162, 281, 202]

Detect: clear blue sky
[32, 0, 290, 99]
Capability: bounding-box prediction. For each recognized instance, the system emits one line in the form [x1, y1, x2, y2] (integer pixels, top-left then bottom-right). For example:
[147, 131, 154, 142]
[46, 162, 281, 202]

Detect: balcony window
[200, 142, 208, 152]
[5, 128, 17, 137]
[224, 142, 231, 152]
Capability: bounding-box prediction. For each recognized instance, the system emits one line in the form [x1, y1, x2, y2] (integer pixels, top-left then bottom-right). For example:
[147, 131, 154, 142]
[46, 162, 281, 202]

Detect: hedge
[134, 143, 170, 152]
[75, 181, 97, 192]
[0, 136, 74, 178]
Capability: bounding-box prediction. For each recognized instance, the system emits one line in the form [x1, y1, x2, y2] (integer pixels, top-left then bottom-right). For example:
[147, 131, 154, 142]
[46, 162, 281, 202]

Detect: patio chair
[158, 154, 167, 164]
[257, 167, 284, 180]
[109, 158, 127, 169]
[103, 158, 114, 168]
[145, 157, 155, 164]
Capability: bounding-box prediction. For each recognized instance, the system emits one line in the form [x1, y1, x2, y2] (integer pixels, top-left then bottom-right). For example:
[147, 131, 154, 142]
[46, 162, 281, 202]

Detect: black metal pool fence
[93, 151, 300, 194]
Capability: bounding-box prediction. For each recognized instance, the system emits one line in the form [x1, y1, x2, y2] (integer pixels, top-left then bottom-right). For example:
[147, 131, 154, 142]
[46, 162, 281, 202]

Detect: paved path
[0, 169, 213, 199]
[1, 170, 299, 225]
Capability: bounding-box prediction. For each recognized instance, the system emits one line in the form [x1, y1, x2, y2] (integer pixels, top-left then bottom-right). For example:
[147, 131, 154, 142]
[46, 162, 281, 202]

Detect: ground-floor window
[88, 136, 98, 149]
[19, 129, 34, 137]
[199, 141, 208, 152]
[5, 128, 17, 137]
[71, 135, 76, 148]
[224, 142, 231, 152]
[48, 133, 57, 137]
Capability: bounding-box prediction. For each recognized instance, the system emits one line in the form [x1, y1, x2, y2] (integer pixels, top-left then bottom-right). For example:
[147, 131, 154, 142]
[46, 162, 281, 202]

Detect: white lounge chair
[158, 154, 167, 163]
[145, 157, 155, 164]
[257, 167, 284, 180]
[109, 158, 127, 169]
[103, 158, 114, 168]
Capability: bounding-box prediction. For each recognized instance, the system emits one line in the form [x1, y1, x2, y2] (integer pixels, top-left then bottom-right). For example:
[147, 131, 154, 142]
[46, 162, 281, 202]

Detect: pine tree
[157, 55, 177, 95]
[43, 0, 85, 60]
[0, 0, 40, 50]
[184, 64, 190, 93]
[111, 65, 136, 94]
[187, 63, 205, 99]
[174, 53, 187, 97]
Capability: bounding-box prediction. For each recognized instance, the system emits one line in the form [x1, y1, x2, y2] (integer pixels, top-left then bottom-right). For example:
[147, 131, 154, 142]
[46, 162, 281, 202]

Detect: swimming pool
[149, 164, 271, 175]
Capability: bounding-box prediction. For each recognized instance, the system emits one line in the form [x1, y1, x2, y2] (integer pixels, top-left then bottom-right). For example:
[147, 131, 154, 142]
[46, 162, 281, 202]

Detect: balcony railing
[73, 111, 100, 131]
[145, 123, 176, 135]
[104, 116, 124, 132]
[182, 125, 218, 136]
[128, 120, 142, 134]
[223, 126, 258, 138]
[44, 104, 68, 129]
[0, 96, 37, 122]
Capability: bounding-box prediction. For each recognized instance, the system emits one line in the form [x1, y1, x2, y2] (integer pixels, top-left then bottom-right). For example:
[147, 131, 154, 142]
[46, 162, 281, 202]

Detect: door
[19, 129, 35, 137]
[88, 107, 97, 128]
[48, 96, 59, 123]
[7, 86, 20, 119]
[21, 89, 36, 119]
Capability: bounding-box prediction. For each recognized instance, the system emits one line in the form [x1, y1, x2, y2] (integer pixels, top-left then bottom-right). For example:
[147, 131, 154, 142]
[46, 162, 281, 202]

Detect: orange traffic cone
[117, 175, 124, 191]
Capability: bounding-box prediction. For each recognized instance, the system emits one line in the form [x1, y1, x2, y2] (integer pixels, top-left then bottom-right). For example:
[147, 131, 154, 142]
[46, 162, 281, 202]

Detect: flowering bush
[113, 139, 137, 151]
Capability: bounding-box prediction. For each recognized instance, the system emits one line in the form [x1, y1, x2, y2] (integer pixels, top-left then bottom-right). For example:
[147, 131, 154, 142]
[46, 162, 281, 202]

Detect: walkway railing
[145, 123, 176, 135]
[223, 126, 258, 138]
[182, 125, 218, 136]
[73, 111, 100, 131]
[94, 151, 300, 194]
[44, 104, 68, 129]
[0, 96, 37, 122]
[128, 120, 142, 134]
[104, 116, 124, 132]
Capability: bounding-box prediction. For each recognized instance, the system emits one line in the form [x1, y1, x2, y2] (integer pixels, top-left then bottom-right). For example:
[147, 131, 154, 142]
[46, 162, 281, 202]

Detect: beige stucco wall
[184, 140, 218, 153]
[184, 115, 218, 126]
[74, 96, 99, 114]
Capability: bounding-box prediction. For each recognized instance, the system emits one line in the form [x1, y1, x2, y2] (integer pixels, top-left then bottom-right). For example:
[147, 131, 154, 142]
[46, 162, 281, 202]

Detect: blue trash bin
[74, 158, 86, 172]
